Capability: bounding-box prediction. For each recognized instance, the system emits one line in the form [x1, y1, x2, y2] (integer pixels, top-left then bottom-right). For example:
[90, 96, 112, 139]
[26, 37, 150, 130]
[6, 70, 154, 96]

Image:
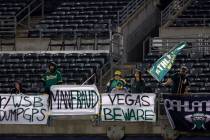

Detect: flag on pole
[148, 42, 188, 82]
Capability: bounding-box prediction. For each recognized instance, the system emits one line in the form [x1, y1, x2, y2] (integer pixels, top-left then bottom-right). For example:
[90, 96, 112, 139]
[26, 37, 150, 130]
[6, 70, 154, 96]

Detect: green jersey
[42, 70, 62, 91]
[106, 78, 127, 93]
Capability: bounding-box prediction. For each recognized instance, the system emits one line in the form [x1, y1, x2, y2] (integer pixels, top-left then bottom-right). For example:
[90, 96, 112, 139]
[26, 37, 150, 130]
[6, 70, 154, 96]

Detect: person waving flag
[148, 42, 188, 82]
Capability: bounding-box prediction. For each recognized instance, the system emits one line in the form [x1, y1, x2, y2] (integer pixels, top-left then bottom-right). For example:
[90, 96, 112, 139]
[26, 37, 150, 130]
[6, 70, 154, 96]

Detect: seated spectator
[42, 61, 63, 109]
[106, 70, 128, 93]
[11, 81, 26, 94]
[41, 62, 63, 126]
[130, 69, 145, 93]
[42, 61, 63, 94]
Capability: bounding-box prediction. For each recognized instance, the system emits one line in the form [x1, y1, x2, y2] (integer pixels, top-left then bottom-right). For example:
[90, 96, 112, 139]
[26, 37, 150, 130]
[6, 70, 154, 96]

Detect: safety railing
[150, 37, 210, 55]
[46, 33, 111, 51]
[118, 0, 146, 26]
[171, 18, 210, 27]
[161, 0, 192, 26]
[16, 0, 44, 28]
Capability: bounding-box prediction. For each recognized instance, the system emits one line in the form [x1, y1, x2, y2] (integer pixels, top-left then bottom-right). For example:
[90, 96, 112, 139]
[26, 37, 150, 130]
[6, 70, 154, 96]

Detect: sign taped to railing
[50, 85, 100, 115]
[101, 93, 156, 122]
[0, 94, 49, 124]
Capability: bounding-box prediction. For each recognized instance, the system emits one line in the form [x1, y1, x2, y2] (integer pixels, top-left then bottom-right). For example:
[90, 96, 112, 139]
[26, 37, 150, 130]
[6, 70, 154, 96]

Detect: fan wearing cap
[162, 66, 190, 95]
[42, 62, 63, 94]
[106, 70, 128, 93]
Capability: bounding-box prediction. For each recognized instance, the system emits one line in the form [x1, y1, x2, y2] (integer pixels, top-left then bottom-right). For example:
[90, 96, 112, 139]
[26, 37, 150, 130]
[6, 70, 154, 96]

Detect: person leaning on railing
[162, 66, 190, 95]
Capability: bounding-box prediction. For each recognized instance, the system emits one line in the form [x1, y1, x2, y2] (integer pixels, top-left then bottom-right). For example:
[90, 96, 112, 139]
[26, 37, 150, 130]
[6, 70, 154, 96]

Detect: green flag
[148, 42, 188, 82]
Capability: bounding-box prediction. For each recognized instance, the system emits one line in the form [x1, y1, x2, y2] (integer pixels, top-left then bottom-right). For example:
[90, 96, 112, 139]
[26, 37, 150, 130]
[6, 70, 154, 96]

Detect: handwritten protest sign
[101, 93, 156, 122]
[50, 85, 100, 115]
[0, 94, 49, 124]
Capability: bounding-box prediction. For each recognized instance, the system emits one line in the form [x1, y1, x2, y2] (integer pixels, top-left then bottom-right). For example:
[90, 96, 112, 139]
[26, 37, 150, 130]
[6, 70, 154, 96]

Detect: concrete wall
[120, 0, 160, 62]
[0, 117, 183, 139]
[16, 38, 50, 51]
[2, 38, 109, 51]
[0, 118, 162, 135]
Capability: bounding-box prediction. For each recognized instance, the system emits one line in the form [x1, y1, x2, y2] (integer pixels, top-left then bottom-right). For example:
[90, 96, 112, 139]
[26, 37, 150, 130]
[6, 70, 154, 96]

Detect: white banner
[0, 94, 49, 124]
[50, 85, 100, 115]
[101, 93, 156, 122]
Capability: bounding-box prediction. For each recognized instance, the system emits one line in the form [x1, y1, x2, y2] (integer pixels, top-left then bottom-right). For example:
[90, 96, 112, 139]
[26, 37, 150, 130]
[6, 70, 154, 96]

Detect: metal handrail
[17, 3, 42, 25]
[16, 0, 37, 17]
[0, 15, 15, 18]
[150, 37, 210, 54]
[118, 0, 145, 25]
[171, 17, 210, 26]
[16, 0, 43, 25]
[81, 73, 96, 85]
[161, 0, 192, 26]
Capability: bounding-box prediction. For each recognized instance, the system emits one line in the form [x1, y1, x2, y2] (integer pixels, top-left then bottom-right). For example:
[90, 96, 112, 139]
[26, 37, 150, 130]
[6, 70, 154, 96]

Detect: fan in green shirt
[106, 70, 128, 93]
[42, 62, 63, 93]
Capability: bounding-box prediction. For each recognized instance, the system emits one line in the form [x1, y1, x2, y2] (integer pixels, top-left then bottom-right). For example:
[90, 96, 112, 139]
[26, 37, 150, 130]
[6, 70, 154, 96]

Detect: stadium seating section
[0, 0, 27, 16]
[170, 0, 210, 27]
[0, 0, 31, 49]
[0, 52, 110, 93]
[0, 0, 29, 35]
[30, 0, 129, 37]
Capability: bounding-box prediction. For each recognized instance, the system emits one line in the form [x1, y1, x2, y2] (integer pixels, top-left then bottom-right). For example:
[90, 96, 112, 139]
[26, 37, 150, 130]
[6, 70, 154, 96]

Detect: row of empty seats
[30, 0, 130, 38]
[47, 35, 110, 50]
[170, 0, 210, 27]
[0, 0, 28, 16]
[0, 0, 30, 49]
[0, 52, 110, 93]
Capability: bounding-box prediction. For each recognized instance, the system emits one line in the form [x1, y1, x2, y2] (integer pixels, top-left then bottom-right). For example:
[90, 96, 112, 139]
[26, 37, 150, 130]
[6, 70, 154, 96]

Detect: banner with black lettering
[50, 85, 100, 115]
[0, 94, 48, 124]
[101, 93, 156, 122]
[163, 94, 210, 131]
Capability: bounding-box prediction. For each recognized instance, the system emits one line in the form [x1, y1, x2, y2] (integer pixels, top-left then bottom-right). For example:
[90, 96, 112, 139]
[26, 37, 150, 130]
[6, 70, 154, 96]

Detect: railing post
[28, 6, 31, 29]
[77, 36, 81, 50]
[14, 17, 17, 36]
[94, 33, 97, 50]
[161, 10, 163, 25]
[149, 38, 152, 54]
[39, 30, 42, 39]
[117, 11, 120, 27]
[109, 19, 112, 53]
[42, 0, 45, 18]
[99, 69, 103, 89]
[204, 17, 206, 26]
